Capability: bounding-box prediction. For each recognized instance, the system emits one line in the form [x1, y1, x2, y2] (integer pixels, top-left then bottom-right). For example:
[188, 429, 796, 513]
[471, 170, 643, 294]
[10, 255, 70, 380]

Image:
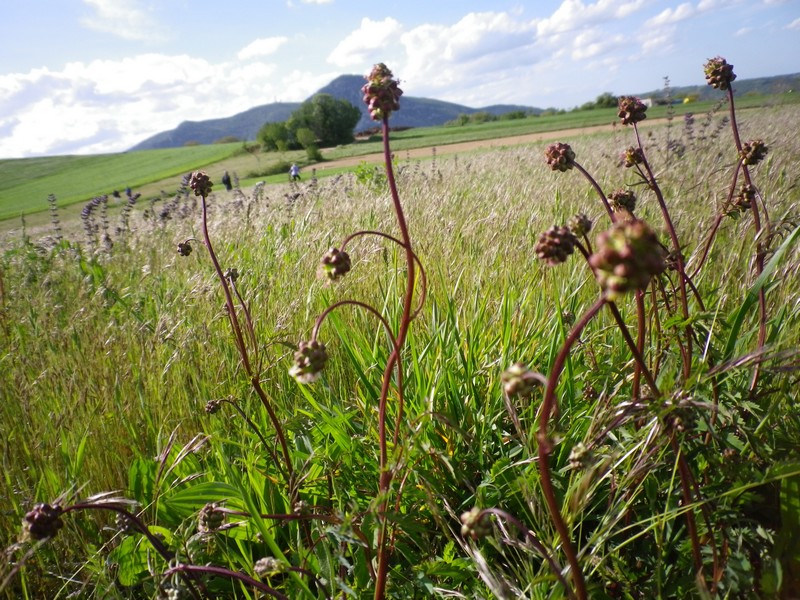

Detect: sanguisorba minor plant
[457, 56, 800, 598]
[5, 57, 800, 599]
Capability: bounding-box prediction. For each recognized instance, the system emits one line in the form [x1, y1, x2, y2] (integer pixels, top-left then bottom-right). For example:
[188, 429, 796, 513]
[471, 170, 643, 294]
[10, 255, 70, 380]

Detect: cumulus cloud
[237, 37, 289, 60]
[81, 0, 165, 42]
[0, 53, 328, 157]
[327, 17, 404, 67]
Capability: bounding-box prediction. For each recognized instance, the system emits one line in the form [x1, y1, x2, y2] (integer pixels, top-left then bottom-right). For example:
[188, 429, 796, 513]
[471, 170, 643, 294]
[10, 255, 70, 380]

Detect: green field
[2, 87, 800, 598]
[2, 92, 795, 223]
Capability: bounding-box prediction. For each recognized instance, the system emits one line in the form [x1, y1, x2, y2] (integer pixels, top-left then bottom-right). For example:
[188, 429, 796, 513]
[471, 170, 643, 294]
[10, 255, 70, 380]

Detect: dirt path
[317, 118, 669, 171]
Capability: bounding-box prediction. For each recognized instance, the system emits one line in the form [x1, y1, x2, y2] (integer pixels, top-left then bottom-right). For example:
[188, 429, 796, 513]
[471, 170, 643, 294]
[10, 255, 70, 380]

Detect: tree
[295, 127, 322, 161]
[594, 92, 618, 108]
[258, 121, 291, 152]
[288, 94, 361, 147]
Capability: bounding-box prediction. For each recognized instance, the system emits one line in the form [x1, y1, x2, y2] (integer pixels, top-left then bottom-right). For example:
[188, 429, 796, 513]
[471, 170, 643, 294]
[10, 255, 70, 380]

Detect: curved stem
[632, 124, 692, 380]
[340, 229, 428, 319]
[573, 161, 615, 222]
[200, 194, 293, 480]
[374, 115, 417, 600]
[539, 297, 606, 600]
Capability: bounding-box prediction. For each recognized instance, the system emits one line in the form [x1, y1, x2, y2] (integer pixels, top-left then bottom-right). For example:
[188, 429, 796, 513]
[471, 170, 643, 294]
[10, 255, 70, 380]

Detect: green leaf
[161, 481, 244, 518]
[723, 223, 800, 360]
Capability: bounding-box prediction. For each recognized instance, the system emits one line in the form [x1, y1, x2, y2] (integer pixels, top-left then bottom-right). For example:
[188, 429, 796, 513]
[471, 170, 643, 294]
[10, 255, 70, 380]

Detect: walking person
[289, 163, 300, 181]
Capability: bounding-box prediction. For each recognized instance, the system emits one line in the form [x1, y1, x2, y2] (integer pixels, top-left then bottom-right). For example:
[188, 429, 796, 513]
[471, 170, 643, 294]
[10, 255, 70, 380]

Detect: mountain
[128, 75, 540, 151]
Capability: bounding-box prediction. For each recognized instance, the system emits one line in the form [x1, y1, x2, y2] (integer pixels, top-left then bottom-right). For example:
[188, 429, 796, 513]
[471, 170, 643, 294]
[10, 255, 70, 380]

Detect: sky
[1, 1, 798, 159]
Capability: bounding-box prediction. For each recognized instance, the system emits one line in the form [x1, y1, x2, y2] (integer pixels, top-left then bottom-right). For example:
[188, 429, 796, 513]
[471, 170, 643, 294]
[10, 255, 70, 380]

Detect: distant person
[221, 171, 232, 191]
[289, 163, 300, 181]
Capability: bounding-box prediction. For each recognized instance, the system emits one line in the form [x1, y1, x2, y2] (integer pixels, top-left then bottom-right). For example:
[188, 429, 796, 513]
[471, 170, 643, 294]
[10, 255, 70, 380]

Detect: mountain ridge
[128, 72, 800, 152]
[128, 74, 540, 151]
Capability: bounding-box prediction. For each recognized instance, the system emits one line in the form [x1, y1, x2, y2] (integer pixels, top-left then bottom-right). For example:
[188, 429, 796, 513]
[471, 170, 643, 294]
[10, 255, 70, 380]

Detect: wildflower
[704, 56, 736, 91]
[289, 340, 328, 383]
[544, 142, 576, 172]
[204, 399, 222, 414]
[535, 226, 577, 266]
[22, 503, 64, 540]
[198, 502, 225, 533]
[362, 63, 403, 121]
[320, 247, 351, 281]
[568, 213, 592, 237]
[223, 268, 239, 283]
[608, 189, 637, 214]
[617, 96, 647, 125]
[177, 241, 192, 257]
[739, 140, 768, 166]
[730, 183, 756, 214]
[254, 556, 288, 578]
[188, 171, 213, 197]
[460, 507, 491, 541]
[621, 146, 645, 168]
[568, 442, 592, 470]
[501, 363, 542, 398]
[589, 220, 666, 300]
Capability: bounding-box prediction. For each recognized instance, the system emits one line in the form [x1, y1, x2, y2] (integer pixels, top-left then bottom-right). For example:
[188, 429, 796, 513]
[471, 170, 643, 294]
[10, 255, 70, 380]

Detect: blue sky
[1, 0, 797, 158]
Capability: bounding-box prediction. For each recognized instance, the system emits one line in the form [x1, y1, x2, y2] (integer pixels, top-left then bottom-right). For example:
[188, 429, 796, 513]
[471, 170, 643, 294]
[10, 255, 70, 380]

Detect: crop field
[1, 71, 800, 599]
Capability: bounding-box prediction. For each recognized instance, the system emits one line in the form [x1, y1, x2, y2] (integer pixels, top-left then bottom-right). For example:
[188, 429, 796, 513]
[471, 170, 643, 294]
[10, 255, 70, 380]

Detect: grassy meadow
[1, 89, 800, 599]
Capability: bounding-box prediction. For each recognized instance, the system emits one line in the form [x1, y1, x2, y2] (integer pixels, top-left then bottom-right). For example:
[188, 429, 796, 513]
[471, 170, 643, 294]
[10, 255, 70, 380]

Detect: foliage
[257, 121, 291, 152]
[2, 60, 800, 600]
[288, 93, 362, 147]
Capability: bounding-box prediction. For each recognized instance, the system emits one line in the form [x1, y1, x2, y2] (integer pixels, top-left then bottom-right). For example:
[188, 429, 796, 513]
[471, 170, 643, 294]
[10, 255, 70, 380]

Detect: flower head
[544, 142, 576, 172]
[460, 507, 492, 541]
[23, 503, 64, 540]
[188, 171, 213, 197]
[177, 241, 193, 257]
[621, 146, 645, 168]
[589, 220, 667, 300]
[254, 556, 288, 578]
[320, 247, 351, 281]
[608, 189, 637, 215]
[704, 56, 736, 91]
[501, 363, 543, 398]
[535, 226, 577, 266]
[739, 140, 768, 166]
[362, 63, 403, 121]
[198, 502, 225, 533]
[617, 96, 647, 126]
[568, 213, 593, 237]
[289, 340, 328, 384]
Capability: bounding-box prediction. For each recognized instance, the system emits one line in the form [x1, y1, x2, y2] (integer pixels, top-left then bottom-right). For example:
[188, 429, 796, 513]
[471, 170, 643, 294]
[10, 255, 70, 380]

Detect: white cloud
[302, 0, 333, 3]
[645, 3, 696, 27]
[0, 53, 330, 157]
[327, 18, 404, 67]
[536, 0, 647, 37]
[237, 37, 289, 61]
[80, 0, 165, 42]
[787, 18, 800, 30]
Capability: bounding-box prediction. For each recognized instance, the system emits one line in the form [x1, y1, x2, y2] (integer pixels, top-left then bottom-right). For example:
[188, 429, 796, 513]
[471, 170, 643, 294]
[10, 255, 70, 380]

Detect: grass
[3, 91, 797, 225]
[1, 78, 799, 599]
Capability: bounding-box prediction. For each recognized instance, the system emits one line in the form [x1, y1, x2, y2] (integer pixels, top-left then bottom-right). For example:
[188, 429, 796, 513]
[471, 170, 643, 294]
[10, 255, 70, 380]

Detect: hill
[635, 72, 800, 103]
[128, 74, 540, 151]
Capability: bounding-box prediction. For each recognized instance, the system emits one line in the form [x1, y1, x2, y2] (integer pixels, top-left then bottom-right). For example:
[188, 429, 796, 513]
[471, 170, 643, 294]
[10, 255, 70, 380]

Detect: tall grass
[1, 62, 799, 599]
